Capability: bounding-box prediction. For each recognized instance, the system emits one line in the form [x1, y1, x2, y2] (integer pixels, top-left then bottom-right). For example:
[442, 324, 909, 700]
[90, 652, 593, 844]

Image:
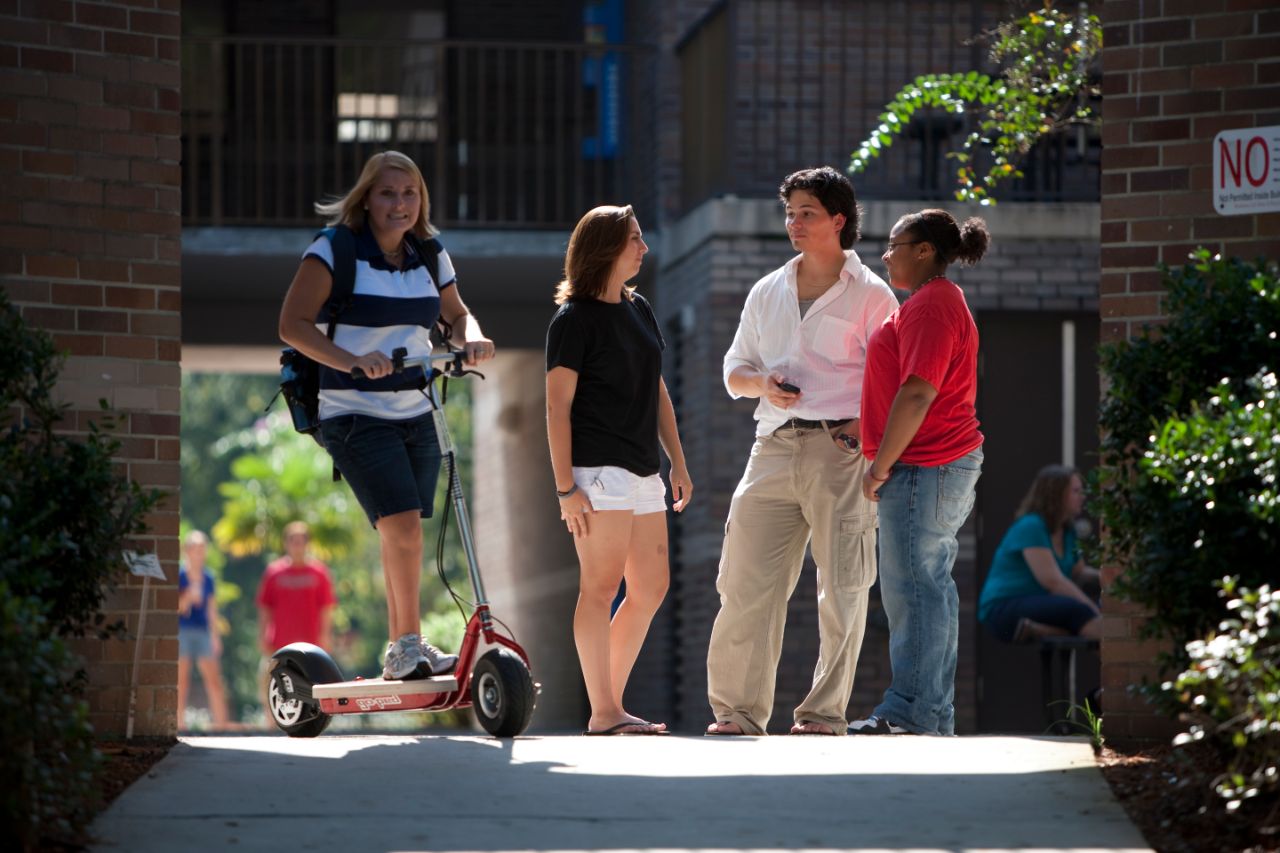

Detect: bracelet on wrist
[556, 483, 579, 499]
[868, 468, 890, 482]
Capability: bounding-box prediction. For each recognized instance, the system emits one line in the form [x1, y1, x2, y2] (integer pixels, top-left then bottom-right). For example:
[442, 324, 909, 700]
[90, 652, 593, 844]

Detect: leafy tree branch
[848, 2, 1101, 203]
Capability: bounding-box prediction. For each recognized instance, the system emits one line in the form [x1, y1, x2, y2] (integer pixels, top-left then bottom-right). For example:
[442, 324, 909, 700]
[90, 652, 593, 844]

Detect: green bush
[0, 290, 161, 637]
[0, 289, 160, 845]
[1144, 370, 1278, 528]
[1095, 251, 1280, 667]
[1167, 578, 1279, 815]
[0, 584, 100, 851]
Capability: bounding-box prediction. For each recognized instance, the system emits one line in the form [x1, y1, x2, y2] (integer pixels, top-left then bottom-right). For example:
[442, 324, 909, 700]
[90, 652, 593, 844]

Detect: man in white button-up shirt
[705, 167, 897, 737]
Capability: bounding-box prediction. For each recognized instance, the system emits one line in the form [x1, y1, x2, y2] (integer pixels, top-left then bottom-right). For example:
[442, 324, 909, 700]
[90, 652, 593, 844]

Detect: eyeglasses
[886, 240, 925, 251]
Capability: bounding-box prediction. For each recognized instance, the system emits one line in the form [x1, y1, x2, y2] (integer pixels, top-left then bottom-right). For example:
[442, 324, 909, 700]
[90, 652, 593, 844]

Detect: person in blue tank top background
[978, 465, 1102, 645]
[177, 530, 230, 730]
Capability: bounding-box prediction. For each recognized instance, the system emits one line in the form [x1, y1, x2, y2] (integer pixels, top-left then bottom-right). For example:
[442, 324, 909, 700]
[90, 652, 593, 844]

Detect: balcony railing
[181, 36, 653, 229]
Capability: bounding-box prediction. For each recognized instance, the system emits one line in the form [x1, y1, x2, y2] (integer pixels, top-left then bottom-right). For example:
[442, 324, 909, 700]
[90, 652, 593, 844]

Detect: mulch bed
[95, 739, 176, 812]
[1098, 742, 1280, 852]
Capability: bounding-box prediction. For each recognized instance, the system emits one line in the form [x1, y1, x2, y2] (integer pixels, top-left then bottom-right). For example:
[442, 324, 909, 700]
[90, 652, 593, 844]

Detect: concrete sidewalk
[90, 733, 1150, 852]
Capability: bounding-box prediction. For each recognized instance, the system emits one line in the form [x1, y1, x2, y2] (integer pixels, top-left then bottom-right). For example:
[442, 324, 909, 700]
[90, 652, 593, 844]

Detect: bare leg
[571, 510, 660, 732]
[176, 656, 191, 731]
[197, 657, 230, 728]
[376, 510, 424, 640]
[382, 562, 399, 644]
[1079, 615, 1103, 640]
[609, 512, 669, 709]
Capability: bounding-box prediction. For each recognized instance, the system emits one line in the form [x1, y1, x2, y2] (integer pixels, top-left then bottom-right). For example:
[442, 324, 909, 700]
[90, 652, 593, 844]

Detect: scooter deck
[313, 674, 459, 700]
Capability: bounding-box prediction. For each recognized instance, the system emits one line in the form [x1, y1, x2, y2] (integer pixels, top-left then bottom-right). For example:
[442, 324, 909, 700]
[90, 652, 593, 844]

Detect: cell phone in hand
[778, 381, 800, 393]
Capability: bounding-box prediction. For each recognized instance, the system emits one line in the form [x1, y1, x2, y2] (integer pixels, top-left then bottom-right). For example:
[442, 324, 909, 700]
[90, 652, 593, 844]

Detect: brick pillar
[1099, 0, 1279, 743]
[0, 1, 182, 737]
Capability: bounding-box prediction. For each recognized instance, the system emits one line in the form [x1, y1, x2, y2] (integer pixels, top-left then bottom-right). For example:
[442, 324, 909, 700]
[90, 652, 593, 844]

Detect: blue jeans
[872, 447, 982, 735]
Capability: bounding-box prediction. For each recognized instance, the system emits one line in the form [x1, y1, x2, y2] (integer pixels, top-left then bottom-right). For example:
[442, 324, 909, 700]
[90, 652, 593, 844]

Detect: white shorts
[572, 465, 667, 515]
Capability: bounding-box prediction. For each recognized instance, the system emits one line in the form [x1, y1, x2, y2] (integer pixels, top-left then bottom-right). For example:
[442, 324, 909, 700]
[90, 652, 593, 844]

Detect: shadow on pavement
[89, 733, 1149, 852]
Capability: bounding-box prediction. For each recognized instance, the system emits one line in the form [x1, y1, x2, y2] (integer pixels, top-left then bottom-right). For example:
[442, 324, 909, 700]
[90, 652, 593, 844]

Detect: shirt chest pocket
[810, 315, 856, 363]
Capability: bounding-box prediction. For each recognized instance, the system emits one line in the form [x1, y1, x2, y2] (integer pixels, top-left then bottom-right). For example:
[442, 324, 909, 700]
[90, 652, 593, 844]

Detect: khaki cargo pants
[706, 423, 878, 735]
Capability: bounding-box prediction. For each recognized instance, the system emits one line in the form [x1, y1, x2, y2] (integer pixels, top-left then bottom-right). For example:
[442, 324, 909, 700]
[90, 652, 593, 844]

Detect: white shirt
[723, 250, 897, 436]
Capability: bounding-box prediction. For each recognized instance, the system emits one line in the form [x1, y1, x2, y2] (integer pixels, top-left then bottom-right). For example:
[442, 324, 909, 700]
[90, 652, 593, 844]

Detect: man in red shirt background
[257, 520, 337, 656]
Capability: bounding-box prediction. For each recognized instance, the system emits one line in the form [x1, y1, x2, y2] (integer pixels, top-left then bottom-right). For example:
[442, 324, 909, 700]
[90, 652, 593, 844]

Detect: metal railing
[181, 36, 654, 229]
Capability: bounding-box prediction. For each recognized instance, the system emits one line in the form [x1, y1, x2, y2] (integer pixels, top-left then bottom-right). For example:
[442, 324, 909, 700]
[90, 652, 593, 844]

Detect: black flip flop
[583, 721, 668, 736]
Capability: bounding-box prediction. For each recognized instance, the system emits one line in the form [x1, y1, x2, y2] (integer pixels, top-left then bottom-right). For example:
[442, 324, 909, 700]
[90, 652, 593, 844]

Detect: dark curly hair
[778, 166, 861, 248]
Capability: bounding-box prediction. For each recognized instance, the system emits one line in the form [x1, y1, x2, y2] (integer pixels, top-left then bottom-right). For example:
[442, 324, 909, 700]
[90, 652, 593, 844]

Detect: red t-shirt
[256, 558, 337, 648]
[860, 278, 983, 466]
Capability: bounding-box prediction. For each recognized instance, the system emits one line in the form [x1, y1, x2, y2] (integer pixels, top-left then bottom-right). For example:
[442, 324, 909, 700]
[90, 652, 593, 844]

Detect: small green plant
[1047, 698, 1105, 751]
[1166, 578, 1280, 815]
[848, 1, 1101, 203]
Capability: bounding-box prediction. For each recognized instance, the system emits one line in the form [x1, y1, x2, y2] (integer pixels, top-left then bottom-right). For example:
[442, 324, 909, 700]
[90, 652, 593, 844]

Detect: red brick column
[1099, 0, 1279, 742]
[0, 0, 182, 737]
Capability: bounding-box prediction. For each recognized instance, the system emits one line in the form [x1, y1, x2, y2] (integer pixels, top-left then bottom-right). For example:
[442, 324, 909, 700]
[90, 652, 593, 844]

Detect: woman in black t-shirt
[546, 204, 693, 736]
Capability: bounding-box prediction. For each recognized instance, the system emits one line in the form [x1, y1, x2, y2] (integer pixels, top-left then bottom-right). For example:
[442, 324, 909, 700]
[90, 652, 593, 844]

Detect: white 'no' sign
[1213, 125, 1280, 216]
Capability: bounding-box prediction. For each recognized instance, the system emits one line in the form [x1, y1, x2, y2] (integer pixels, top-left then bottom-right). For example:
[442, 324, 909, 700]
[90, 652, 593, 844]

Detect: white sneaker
[382, 633, 430, 680]
[847, 715, 912, 735]
[419, 639, 458, 675]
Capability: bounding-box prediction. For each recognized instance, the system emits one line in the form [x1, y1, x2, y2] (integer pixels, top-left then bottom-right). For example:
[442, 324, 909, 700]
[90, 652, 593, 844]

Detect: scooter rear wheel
[269, 665, 333, 738]
[471, 649, 534, 737]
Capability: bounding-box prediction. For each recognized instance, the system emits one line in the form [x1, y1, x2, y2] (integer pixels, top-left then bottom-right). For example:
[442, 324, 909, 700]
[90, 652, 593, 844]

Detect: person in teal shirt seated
[978, 465, 1101, 644]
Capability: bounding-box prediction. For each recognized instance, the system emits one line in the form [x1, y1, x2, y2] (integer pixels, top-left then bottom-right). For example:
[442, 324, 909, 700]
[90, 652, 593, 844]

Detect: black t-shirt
[545, 292, 665, 476]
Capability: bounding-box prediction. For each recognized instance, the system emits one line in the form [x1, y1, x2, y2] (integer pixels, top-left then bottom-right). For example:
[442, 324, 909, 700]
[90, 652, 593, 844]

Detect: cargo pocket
[837, 513, 878, 591]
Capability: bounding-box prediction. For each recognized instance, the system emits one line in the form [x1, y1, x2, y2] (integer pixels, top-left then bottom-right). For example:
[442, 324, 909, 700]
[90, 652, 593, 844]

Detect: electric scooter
[266, 348, 537, 738]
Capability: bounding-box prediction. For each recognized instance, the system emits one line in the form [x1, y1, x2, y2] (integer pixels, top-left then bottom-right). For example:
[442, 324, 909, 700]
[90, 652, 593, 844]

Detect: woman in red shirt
[848, 209, 990, 736]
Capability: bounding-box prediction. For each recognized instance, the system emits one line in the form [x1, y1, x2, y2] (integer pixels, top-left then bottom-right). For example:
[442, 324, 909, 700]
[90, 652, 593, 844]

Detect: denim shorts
[572, 465, 667, 514]
[982, 593, 1098, 643]
[320, 411, 442, 528]
[179, 625, 213, 660]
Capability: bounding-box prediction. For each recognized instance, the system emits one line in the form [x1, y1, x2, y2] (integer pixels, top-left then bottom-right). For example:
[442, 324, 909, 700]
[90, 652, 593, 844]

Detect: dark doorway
[973, 310, 1100, 733]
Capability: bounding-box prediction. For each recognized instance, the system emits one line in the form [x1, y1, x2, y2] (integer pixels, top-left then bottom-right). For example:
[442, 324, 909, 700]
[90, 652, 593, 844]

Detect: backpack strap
[320, 224, 358, 482]
[406, 234, 454, 348]
[324, 224, 358, 340]
[405, 233, 442, 289]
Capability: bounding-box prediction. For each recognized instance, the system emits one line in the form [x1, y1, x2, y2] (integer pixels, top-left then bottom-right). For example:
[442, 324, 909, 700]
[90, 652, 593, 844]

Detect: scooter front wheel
[269, 664, 333, 738]
[471, 649, 534, 737]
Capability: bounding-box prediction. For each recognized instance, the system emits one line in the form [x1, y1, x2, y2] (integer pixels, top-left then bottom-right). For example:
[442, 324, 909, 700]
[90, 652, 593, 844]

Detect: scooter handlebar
[350, 347, 468, 380]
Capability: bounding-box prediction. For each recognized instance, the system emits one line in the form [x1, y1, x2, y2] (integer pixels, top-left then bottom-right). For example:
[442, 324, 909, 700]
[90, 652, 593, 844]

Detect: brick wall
[629, 0, 723, 225]
[0, 0, 182, 737]
[1099, 0, 1279, 743]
